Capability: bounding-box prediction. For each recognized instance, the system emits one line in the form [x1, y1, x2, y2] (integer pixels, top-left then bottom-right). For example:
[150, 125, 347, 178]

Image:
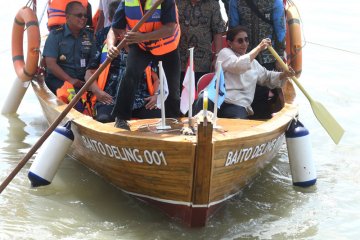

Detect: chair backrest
[211, 35, 228, 63]
[197, 72, 215, 94]
[211, 35, 228, 58]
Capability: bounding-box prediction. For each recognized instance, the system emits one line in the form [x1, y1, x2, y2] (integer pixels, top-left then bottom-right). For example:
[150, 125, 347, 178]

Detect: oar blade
[310, 100, 345, 144]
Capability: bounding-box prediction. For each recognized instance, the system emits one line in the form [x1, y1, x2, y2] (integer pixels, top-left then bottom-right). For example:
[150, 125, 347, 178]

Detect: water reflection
[0, 113, 30, 155]
[214, 153, 319, 239]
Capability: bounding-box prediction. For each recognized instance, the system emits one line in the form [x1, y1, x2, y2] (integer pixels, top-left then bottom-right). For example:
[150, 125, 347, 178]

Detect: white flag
[180, 63, 196, 114]
[156, 65, 169, 109]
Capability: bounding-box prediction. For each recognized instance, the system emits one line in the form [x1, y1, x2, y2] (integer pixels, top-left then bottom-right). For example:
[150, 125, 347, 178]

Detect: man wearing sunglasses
[43, 1, 97, 114]
[47, 0, 93, 31]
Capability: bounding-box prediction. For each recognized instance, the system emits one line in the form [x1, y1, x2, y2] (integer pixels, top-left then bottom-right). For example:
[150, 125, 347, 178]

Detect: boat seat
[197, 72, 215, 94]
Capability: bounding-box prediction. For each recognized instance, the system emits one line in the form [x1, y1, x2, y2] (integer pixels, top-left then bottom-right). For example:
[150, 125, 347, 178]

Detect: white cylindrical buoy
[1, 77, 30, 114]
[286, 120, 317, 187]
[28, 121, 74, 187]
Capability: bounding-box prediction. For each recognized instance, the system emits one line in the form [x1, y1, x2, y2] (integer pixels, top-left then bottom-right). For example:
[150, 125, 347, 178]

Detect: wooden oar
[267, 46, 344, 144]
[0, 0, 164, 194]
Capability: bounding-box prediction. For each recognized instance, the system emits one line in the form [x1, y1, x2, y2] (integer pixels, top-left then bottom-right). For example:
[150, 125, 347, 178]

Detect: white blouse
[217, 47, 285, 115]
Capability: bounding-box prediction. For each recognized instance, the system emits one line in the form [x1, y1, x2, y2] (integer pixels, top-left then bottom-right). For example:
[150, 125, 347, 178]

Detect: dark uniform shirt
[43, 24, 97, 93]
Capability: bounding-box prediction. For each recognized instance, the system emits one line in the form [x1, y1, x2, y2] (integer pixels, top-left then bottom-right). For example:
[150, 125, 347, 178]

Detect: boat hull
[31, 78, 297, 227]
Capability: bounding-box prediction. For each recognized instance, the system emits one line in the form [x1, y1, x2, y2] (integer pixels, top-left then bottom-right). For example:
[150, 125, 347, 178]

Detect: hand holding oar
[267, 46, 344, 144]
[0, 0, 164, 194]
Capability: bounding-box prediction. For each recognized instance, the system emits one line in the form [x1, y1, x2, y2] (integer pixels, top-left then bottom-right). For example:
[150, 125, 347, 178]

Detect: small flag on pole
[207, 65, 226, 109]
[156, 65, 169, 109]
[156, 61, 171, 130]
[180, 48, 196, 115]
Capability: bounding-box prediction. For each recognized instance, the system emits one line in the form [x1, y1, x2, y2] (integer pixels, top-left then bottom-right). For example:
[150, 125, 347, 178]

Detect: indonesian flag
[180, 60, 196, 114]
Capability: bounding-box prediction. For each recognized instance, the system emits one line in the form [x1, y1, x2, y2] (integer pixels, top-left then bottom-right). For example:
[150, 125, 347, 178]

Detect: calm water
[1, 0, 359, 239]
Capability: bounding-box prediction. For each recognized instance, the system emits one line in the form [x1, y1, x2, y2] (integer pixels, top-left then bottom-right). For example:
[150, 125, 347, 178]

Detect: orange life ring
[285, 3, 302, 78]
[12, 7, 40, 82]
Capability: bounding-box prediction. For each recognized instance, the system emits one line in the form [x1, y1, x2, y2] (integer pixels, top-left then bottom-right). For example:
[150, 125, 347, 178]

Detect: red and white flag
[180, 48, 196, 115]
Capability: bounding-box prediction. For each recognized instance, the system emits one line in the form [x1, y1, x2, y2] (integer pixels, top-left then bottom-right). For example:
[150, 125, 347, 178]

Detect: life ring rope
[12, 6, 40, 82]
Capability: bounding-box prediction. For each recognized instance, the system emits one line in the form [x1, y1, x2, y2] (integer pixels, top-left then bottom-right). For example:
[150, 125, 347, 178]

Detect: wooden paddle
[267, 46, 344, 144]
[0, 0, 164, 194]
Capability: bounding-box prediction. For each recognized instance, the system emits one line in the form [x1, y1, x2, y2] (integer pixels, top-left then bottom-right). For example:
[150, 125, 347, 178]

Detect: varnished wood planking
[69, 142, 196, 201]
[70, 131, 196, 202]
[33, 77, 293, 205]
[31, 75, 299, 226]
[209, 153, 280, 202]
[192, 121, 214, 205]
[208, 121, 288, 203]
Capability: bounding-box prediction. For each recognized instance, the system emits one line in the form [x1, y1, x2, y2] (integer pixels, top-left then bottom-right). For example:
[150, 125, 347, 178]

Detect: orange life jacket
[145, 65, 155, 96]
[56, 81, 92, 116]
[124, 0, 180, 55]
[48, 0, 88, 28]
[88, 44, 111, 111]
[90, 44, 156, 115]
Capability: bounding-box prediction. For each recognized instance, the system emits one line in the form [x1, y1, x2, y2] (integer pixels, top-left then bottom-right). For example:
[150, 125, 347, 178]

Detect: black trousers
[132, 107, 161, 119]
[111, 45, 181, 120]
[250, 62, 280, 119]
[193, 92, 248, 119]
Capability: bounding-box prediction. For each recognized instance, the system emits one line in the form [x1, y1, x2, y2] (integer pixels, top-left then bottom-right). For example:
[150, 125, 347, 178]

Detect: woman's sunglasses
[70, 13, 88, 19]
[236, 37, 249, 44]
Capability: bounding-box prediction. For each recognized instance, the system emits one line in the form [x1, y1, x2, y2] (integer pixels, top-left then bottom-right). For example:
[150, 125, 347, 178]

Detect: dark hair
[109, 1, 120, 21]
[65, 1, 84, 14]
[226, 26, 249, 42]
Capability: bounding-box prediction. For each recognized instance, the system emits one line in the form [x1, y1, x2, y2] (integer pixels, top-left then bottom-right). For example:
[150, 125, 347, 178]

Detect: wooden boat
[8, 0, 301, 228]
[31, 74, 298, 227]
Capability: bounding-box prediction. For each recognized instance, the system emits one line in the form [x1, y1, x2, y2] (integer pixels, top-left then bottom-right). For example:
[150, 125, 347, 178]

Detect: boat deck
[32, 78, 298, 143]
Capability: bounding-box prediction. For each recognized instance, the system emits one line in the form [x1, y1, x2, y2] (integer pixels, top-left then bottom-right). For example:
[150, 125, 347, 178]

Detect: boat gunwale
[31, 76, 298, 143]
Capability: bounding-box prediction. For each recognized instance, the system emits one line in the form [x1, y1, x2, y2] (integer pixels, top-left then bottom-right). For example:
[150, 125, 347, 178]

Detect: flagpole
[157, 61, 170, 130]
[188, 47, 194, 124]
[213, 61, 222, 128]
[203, 90, 208, 126]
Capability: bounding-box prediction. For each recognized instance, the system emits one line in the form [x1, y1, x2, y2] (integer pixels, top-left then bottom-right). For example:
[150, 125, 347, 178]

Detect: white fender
[286, 120, 317, 187]
[28, 121, 74, 187]
[1, 77, 30, 114]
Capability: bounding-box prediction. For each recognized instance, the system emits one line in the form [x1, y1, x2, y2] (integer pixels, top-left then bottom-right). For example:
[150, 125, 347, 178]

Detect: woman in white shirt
[194, 25, 294, 119]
